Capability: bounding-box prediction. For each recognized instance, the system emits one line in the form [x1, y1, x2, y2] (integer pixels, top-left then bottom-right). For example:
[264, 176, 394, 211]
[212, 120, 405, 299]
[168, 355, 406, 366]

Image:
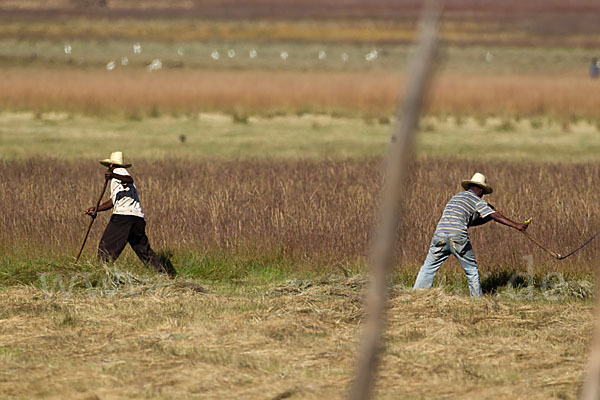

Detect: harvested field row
[0, 277, 592, 399]
[1, 158, 598, 283]
[1, 69, 599, 120]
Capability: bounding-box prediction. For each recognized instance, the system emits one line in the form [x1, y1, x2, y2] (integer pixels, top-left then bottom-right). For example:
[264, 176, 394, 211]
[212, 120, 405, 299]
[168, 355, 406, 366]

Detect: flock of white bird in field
[61, 42, 381, 71]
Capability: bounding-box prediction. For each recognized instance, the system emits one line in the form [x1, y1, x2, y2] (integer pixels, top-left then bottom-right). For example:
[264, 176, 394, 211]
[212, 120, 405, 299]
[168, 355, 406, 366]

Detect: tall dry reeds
[1, 158, 598, 277]
[1, 69, 599, 121]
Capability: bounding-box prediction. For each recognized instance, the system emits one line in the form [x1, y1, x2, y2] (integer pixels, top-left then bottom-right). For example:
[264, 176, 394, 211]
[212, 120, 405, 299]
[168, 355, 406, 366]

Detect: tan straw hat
[99, 151, 132, 168]
[461, 172, 493, 194]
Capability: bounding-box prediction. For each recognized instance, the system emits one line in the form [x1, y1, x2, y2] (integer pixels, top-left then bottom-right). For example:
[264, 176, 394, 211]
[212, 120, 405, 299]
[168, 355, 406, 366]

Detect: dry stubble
[0, 278, 592, 399]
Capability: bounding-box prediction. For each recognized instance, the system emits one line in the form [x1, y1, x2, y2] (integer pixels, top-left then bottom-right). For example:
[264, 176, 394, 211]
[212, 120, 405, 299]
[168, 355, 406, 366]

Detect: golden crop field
[1, 69, 599, 121]
[2, 158, 598, 288]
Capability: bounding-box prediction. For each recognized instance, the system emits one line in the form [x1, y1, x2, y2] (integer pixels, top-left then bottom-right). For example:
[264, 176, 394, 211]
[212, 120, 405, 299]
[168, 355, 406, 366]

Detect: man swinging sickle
[413, 173, 529, 296]
[85, 152, 176, 278]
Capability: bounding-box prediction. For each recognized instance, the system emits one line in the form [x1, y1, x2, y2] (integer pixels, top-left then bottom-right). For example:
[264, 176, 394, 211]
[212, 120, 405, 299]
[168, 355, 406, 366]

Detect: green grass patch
[1, 253, 595, 303]
[0, 35, 592, 74]
[1, 112, 599, 161]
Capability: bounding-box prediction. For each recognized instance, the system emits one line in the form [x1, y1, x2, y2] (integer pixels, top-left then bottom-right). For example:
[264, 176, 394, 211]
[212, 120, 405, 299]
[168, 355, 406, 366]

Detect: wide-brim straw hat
[99, 151, 132, 168]
[461, 172, 493, 194]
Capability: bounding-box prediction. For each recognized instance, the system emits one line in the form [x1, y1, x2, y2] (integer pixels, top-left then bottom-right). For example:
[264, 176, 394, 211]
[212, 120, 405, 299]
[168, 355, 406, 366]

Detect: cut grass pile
[0, 272, 593, 399]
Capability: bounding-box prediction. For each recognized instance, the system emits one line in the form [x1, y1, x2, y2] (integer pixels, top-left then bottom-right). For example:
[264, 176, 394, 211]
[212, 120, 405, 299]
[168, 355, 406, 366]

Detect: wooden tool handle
[75, 177, 109, 263]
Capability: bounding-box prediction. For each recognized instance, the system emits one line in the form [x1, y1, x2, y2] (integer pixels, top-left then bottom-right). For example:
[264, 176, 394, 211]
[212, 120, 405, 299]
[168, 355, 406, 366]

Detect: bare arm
[489, 212, 529, 231]
[85, 199, 113, 217]
[84, 167, 131, 217]
[106, 168, 133, 184]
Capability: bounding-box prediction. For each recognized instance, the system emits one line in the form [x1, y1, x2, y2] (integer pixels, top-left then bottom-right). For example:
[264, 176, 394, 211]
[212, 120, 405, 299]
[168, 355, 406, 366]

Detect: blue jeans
[413, 233, 482, 296]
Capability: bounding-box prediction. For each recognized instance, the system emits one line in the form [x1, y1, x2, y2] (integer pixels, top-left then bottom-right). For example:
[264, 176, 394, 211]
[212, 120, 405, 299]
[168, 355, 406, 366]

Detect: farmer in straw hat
[85, 152, 176, 278]
[413, 173, 528, 296]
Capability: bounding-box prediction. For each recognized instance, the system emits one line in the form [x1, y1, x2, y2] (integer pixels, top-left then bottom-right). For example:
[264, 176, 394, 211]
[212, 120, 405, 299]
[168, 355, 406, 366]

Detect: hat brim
[100, 159, 132, 168]
[461, 180, 493, 194]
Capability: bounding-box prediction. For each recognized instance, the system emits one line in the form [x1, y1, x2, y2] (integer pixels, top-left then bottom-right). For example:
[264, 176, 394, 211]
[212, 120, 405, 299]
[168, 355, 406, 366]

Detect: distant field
[0, 38, 594, 74]
[1, 69, 599, 122]
[2, 0, 600, 47]
[1, 17, 598, 47]
[2, 112, 599, 162]
[1, 14, 597, 124]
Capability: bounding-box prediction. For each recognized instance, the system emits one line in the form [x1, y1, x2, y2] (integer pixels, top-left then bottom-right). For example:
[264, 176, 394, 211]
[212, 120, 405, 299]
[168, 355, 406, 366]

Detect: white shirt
[110, 167, 144, 218]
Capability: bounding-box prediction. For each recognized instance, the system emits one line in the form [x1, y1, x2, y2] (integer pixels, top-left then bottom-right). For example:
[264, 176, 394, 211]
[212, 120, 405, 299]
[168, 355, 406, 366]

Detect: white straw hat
[99, 151, 132, 168]
[461, 172, 493, 194]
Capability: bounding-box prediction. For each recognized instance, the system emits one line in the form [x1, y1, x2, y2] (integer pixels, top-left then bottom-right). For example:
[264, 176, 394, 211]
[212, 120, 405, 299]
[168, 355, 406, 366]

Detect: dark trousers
[98, 214, 176, 277]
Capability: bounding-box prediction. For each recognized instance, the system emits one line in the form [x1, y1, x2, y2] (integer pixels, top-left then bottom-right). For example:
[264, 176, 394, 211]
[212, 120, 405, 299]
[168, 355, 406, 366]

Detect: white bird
[147, 59, 162, 71]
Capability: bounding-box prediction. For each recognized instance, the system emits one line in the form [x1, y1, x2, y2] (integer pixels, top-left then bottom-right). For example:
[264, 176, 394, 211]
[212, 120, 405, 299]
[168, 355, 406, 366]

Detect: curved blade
[557, 232, 599, 260]
[522, 230, 598, 261]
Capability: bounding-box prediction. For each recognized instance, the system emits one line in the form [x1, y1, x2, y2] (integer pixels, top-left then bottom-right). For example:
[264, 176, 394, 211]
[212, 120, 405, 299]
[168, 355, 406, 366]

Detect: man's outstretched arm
[489, 212, 529, 231]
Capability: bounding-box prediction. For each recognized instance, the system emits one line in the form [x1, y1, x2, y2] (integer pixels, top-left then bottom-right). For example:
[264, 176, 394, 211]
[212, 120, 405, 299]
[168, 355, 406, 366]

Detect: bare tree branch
[348, 2, 444, 399]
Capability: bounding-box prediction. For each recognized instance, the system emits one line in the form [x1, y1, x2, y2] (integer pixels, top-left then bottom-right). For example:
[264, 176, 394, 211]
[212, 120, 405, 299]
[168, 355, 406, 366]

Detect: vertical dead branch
[581, 281, 600, 400]
[348, 2, 444, 400]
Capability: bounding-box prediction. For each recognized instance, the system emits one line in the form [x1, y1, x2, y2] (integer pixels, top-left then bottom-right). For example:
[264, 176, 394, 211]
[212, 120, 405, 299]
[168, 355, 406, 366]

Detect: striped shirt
[434, 190, 494, 237]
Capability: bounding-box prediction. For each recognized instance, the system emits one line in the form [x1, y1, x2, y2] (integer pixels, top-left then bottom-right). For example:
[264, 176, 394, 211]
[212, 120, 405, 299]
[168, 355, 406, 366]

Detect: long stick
[348, 2, 442, 399]
[521, 230, 561, 259]
[75, 177, 109, 263]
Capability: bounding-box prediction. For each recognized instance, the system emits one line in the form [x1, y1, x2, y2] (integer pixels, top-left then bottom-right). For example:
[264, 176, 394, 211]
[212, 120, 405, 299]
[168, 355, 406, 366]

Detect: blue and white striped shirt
[434, 190, 495, 237]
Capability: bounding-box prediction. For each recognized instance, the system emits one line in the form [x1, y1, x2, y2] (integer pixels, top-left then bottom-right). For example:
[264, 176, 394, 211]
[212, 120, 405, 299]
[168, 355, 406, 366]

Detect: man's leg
[128, 218, 176, 278]
[98, 216, 131, 262]
[449, 237, 482, 296]
[413, 236, 451, 290]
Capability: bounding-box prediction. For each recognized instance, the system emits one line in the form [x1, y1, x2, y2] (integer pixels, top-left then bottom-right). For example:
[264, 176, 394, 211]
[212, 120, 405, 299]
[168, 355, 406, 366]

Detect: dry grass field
[1, 69, 599, 121]
[0, 277, 594, 399]
[1, 3, 599, 398]
[2, 158, 598, 291]
[0, 17, 596, 47]
[2, 0, 599, 47]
